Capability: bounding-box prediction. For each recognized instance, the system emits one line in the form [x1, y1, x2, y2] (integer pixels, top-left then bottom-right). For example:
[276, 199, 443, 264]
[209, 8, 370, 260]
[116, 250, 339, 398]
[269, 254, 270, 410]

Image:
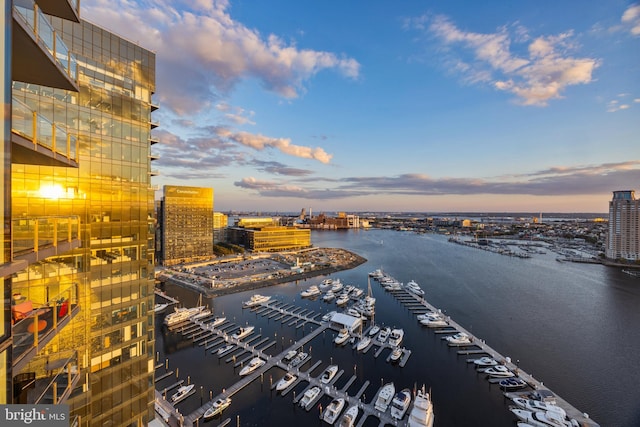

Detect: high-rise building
[213, 212, 228, 244]
[4, 2, 157, 425]
[160, 186, 214, 265]
[606, 190, 640, 261]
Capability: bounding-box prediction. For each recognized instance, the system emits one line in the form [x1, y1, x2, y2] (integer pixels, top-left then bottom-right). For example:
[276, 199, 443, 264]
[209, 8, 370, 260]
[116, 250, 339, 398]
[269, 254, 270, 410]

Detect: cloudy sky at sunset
[84, 0, 640, 213]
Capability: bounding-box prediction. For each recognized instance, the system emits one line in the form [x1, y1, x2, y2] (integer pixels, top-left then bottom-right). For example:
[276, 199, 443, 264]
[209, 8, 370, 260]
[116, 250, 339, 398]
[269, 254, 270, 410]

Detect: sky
[83, 0, 640, 213]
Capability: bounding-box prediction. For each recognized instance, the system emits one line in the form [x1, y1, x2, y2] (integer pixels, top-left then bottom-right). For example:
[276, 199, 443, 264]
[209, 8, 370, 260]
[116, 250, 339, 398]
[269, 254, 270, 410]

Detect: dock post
[176, 368, 179, 378]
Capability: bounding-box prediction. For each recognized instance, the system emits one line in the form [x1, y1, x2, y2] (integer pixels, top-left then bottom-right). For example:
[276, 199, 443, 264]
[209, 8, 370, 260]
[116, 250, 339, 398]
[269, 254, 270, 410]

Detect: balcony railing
[13, 351, 81, 404]
[13, 0, 78, 82]
[12, 97, 79, 162]
[12, 216, 80, 260]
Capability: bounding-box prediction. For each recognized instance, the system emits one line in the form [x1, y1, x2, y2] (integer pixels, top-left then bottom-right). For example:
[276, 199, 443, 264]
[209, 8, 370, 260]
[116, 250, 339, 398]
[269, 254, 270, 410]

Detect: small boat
[407, 386, 434, 427]
[323, 290, 336, 302]
[368, 324, 380, 336]
[374, 382, 395, 412]
[405, 280, 425, 296]
[510, 408, 569, 427]
[445, 332, 472, 345]
[154, 303, 168, 314]
[390, 388, 412, 420]
[276, 372, 297, 392]
[331, 280, 344, 293]
[322, 311, 336, 321]
[420, 316, 448, 328]
[320, 365, 338, 384]
[289, 351, 309, 368]
[377, 327, 391, 343]
[390, 346, 403, 362]
[334, 329, 350, 345]
[338, 405, 359, 427]
[484, 365, 514, 378]
[231, 326, 255, 340]
[242, 294, 271, 308]
[416, 312, 437, 321]
[171, 384, 195, 403]
[336, 294, 350, 306]
[356, 335, 371, 351]
[300, 285, 321, 298]
[368, 269, 384, 278]
[500, 377, 528, 390]
[320, 278, 334, 289]
[473, 357, 498, 367]
[299, 386, 320, 408]
[211, 316, 226, 327]
[346, 307, 362, 318]
[511, 398, 567, 418]
[216, 344, 235, 356]
[203, 397, 231, 419]
[283, 349, 298, 362]
[388, 328, 404, 347]
[350, 288, 364, 299]
[239, 357, 265, 376]
[322, 398, 345, 424]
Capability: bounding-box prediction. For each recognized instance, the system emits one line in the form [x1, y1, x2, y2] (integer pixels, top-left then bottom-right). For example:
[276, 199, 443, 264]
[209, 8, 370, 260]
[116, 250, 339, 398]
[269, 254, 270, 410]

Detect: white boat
[484, 365, 514, 378]
[336, 293, 350, 306]
[377, 327, 391, 343]
[407, 386, 434, 427]
[374, 382, 395, 412]
[239, 357, 264, 376]
[171, 384, 195, 403]
[338, 405, 359, 427]
[283, 349, 298, 362]
[510, 409, 569, 427]
[164, 306, 206, 326]
[368, 324, 380, 336]
[191, 309, 212, 321]
[445, 332, 472, 345]
[346, 307, 362, 318]
[216, 344, 235, 356]
[420, 316, 448, 328]
[334, 329, 350, 345]
[299, 386, 320, 408]
[300, 285, 321, 298]
[154, 303, 169, 314]
[350, 288, 364, 299]
[473, 357, 498, 367]
[242, 294, 271, 308]
[231, 325, 255, 340]
[368, 269, 384, 279]
[416, 312, 437, 321]
[405, 280, 425, 295]
[323, 398, 345, 424]
[390, 388, 412, 420]
[276, 372, 297, 391]
[511, 398, 567, 418]
[322, 311, 336, 321]
[500, 377, 528, 390]
[388, 328, 404, 347]
[320, 365, 338, 384]
[211, 316, 226, 327]
[203, 397, 231, 419]
[390, 346, 403, 362]
[289, 351, 309, 368]
[356, 335, 371, 351]
[323, 290, 336, 302]
[331, 281, 344, 293]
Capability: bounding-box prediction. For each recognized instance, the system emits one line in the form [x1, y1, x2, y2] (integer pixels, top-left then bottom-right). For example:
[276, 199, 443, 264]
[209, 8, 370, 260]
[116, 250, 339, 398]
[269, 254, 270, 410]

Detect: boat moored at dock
[231, 325, 255, 340]
[171, 384, 195, 404]
[239, 357, 265, 376]
[322, 398, 345, 424]
[276, 372, 297, 392]
[338, 405, 359, 427]
[407, 386, 434, 427]
[374, 382, 395, 412]
[390, 388, 412, 420]
[203, 397, 231, 419]
[242, 294, 271, 308]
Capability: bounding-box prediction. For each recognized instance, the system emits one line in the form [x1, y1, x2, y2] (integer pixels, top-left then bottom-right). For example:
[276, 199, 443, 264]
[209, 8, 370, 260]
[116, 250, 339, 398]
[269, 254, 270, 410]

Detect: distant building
[606, 190, 640, 261]
[213, 212, 229, 244]
[160, 185, 214, 265]
[228, 217, 311, 252]
[302, 212, 361, 229]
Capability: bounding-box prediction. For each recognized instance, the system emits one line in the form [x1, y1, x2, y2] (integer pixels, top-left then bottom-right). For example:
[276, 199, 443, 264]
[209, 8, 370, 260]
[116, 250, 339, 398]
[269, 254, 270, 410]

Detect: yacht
[510, 408, 569, 427]
[191, 309, 212, 321]
[164, 306, 206, 326]
[299, 386, 320, 408]
[405, 280, 425, 295]
[390, 388, 412, 420]
[368, 324, 380, 336]
[171, 384, 195, 403]
[420, 316, 448, 328]
[350, 288, 364, 299]
[331, 280, 344, 293]
[154, 303, 168, 314]
[289, 351, 309, 368]
[416, 312, 437, 321]
[346, 307, 363, 318]
[473, 357, 498, 367]
[211, 316, 226, 327]
[320, 279, 334, 290]
[275, 372, 297, 392]
[374, 382, 395, 412]
[356, 335, 371, 351]
[484, 365, 514, 378]
[231, 325, 255, 340]
[445, 332, 472, 345]
[203, 397, 231, 419]
[242, 294, 271, 308]
[323, 290, 336, 302]
[511, 398, 567, 418]
[300, 285, 321, 298]
[334, 329, 350, 345]
[390, 346, 403, 362]
[388, 328, 404, 347]
[377, 327, 391, 343]
[239, 357, 264, 376]
[322, 398, 346, 424]
[283, 349, 298, 362]
[338, 405, 359, 427]
[368, 268, 384, 279]
[216, 344, 235, 357]
[322, 311, 336, 322]
[407, 386, 434, 427]
[499, 377, 527, 390]
[320, 365, 339, 384]
[336, 293, 350, 306]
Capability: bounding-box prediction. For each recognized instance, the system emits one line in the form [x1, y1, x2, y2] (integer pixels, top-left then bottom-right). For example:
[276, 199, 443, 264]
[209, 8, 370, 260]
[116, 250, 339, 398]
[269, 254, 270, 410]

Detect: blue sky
[84, 0, 640, 213]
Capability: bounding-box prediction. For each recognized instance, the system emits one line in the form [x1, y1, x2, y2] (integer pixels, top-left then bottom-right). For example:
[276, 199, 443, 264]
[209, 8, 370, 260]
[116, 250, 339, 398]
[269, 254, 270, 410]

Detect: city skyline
[84, 0, 640, 212]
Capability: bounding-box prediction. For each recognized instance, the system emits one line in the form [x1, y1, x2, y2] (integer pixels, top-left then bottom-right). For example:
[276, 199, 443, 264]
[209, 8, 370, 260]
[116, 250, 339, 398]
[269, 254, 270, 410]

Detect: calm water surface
[156, 229, 640, 427]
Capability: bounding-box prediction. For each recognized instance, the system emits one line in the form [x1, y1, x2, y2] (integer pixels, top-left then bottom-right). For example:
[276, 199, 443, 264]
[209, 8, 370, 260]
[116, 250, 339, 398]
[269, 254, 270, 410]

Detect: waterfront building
[301, 212, 362, 229]
[213, 212, 229, 244]
[228, 219, 311, 252]
[4, 4, 157, 424]
[606, 190, 640, 261]
[160, 185, 214, 265]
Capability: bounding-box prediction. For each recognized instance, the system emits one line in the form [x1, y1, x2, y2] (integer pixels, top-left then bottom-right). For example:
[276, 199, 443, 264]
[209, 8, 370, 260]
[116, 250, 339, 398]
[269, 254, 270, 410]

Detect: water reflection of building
[4, 3, 157, 424]
[228, 218, 311, 252]
[606, 190, 639, 261]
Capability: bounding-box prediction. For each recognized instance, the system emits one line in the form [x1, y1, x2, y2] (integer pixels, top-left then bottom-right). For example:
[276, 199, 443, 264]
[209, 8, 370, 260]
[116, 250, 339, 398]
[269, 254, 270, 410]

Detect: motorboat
[484, 365, 514, 378]
[374, 382, 395, 412]
[350, 288, 364, 299]
[405, 280, 425, 296]
[154, 303, 168, 314]
[300, 285, 321, 298]
[420, 316, 448, 328]
[407, 386, 434, 427]
[216, 344, 235, 356]
[191, 309, 212, 321]
[283, 349, 298, 362]
[338, 405, 359, 427]
[390, 346, 403, 362]
[445, 332, 472, 345]
[331, 280, 344, 293]
[368, 268, 384, 279]
[336, 294, 350, 306]
[416, 312, 437, 321]
[323, 290, 336, 302]
[334, 329, 350, 345]
[171, 384, 195, 403]
[322, 398, 346, 424]
[231, 325, 255, 340]
[390, 388, 412, 420]
[242, 294, 271, 308]
[377, 327, 391, 343]
[320, 365, 339, 384]
[356, 335, 371, 351]
[510, 408, 570, 427]
[211, 316, 226, 327]
[388, 328, 404, 347]
[164, 306, 206, 326]
[322, 311, 336, 322]
[319, 279, 334, 290]
[275, 372, 297, 392]
[299, 386, 320, 408]
[511, 398, 567, 418]
[203, 397, 231, 419]
[239, 357, 264, 376]
[368, 324, 380, 336]
[346, 307, 363, 318]
[473, 357, 498, 367]
[500, 377, 528, 390]
[289, 351, 309, 368]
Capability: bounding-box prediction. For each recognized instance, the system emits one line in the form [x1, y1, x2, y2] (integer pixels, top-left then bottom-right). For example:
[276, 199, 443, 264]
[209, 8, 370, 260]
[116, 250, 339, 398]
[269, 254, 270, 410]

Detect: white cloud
[415, 15, 599, 106]
[622, 4, 640, 36]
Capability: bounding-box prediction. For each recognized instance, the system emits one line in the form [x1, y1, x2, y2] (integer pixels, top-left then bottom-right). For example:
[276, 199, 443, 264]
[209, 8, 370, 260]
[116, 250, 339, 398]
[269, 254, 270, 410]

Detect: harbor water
[156, 229, 640, 427]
